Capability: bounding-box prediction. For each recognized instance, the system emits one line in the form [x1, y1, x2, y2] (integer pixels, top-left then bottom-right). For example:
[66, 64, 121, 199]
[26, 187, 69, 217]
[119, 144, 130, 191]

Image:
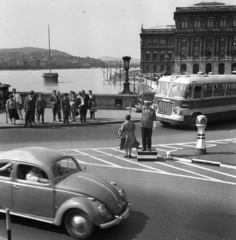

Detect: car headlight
[118, 188, 127, 201]
[98, 204, 111, 218]
[173, 109, 181, 115]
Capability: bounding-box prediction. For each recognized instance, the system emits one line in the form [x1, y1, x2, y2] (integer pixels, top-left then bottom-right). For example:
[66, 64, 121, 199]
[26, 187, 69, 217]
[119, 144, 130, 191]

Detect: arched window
[180, 64, 187, 74]
[231, 63, 236, 72]
[219, 63, 225, 74]
[193, 63, 199, 74]
[206, 63, 212, 74]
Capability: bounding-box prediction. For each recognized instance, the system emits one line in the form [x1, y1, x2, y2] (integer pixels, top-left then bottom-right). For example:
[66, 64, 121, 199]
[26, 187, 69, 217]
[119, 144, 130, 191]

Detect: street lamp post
[119, 56, 132, 94]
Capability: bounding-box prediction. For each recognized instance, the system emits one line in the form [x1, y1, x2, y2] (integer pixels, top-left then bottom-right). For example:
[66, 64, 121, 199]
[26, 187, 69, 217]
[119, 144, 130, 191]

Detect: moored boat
[43, 25, 58, 83]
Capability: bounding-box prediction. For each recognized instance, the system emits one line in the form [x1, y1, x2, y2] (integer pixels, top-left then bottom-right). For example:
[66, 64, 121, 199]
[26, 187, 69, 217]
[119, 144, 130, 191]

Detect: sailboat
[43, 25, 59, 82]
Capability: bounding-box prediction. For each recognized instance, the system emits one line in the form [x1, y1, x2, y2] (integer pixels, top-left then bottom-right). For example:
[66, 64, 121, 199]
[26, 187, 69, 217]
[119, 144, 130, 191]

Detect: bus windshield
[156, 81, 188, 98]
[169, 83, 188, 98]
[156, 81, 171, 97]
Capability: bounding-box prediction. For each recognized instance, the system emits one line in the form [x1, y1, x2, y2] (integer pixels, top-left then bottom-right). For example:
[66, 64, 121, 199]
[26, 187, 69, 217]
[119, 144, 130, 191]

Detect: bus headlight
[173, 109, 181, 115]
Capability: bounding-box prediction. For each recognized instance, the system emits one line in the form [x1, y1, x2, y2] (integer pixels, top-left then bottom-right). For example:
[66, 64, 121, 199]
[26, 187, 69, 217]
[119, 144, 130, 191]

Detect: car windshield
[168, 83, 188, 98]
[156, 81, 171, 97]
[53, 157, 82, 182]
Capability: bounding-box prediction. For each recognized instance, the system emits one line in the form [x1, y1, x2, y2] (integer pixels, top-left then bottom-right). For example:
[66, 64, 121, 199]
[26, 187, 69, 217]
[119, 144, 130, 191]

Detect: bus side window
[226, 83, 236, 95]
[193, 86, 202, 99]
[203, 84, 213, 98]
[213, 84, 225, 96]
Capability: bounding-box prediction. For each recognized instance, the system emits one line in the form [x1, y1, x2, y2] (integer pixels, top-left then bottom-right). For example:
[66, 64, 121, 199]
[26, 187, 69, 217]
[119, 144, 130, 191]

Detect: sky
[0, 0, 235, 59]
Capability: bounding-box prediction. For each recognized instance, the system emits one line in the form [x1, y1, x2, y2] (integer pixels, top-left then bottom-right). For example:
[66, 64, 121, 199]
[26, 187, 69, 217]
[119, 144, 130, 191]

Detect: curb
[0, 120, 140, 129]
[167, 155, 236, 170]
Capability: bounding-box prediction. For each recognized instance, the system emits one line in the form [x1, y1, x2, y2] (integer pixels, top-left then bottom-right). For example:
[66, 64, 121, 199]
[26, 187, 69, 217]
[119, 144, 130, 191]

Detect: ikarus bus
[153, 74, 236, 128]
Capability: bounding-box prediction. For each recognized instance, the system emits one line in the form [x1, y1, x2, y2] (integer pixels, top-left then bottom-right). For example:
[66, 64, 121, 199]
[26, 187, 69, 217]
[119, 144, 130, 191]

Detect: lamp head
[122, 56, 131, 70]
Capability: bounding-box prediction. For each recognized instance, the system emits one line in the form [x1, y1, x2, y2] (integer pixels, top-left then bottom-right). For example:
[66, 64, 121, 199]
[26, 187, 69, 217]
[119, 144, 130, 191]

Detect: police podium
[137, 148, 158, 161]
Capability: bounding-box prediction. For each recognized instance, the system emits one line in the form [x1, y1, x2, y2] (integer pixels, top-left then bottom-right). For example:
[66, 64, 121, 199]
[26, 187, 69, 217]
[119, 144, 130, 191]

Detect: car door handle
[12, 185, 20, 189]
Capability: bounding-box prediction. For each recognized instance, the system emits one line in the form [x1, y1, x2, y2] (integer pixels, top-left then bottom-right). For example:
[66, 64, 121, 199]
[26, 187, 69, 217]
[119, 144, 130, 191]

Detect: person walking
[49, 90, 60, 122]
[120, 114, 139, 158]
[12, 88, 23, 120]
[35, 93, 47, 124]
[24, 91, 36, 127]
[6, 94, 18, 125]
[88, 90, 96, 119]
[61, 93, 70, 124]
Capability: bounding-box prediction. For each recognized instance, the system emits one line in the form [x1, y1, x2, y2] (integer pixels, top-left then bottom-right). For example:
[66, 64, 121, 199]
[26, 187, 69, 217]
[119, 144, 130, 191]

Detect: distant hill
[100, 56, 140, 64]
[0, 47, 71, 57]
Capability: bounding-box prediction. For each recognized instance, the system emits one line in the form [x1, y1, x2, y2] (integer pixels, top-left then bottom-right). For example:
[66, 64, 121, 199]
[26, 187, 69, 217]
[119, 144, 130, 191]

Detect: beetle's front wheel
[64, 210, 93, 240]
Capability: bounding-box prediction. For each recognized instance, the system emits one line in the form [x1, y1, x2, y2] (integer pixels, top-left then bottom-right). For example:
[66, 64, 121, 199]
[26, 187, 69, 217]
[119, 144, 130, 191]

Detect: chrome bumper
[99, 203, 131, 229]
[156, 112, 184, 122]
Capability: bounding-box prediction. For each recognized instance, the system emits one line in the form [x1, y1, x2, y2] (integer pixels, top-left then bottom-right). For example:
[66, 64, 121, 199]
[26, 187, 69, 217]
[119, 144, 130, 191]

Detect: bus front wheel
[188, 114, 199, 128]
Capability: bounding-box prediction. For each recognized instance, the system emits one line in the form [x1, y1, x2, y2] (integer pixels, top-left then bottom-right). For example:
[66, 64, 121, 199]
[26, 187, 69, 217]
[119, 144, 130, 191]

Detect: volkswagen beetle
[0, 147, 130, 239]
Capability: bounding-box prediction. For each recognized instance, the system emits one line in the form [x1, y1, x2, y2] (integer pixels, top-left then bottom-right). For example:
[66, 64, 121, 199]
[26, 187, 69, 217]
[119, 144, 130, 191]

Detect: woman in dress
[120, 114, 139, 158]
[6, 94, 18, 125]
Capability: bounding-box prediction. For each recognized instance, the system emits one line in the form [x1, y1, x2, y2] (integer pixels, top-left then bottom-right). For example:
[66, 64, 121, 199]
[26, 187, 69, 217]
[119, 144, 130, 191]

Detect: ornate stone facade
[140, 2, 236, 75]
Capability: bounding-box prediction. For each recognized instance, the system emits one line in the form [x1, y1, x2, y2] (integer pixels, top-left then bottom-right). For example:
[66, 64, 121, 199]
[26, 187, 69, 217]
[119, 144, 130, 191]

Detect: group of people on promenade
[5, 88, 96, 126]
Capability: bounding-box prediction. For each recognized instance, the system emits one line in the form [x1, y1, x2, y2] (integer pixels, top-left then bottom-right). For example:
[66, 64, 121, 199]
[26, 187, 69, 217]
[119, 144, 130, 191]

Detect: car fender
[53, 197, 101, 226]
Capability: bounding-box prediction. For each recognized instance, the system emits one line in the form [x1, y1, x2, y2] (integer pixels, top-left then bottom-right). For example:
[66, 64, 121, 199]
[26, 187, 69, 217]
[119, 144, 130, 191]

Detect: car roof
[0, 147, 70, 169]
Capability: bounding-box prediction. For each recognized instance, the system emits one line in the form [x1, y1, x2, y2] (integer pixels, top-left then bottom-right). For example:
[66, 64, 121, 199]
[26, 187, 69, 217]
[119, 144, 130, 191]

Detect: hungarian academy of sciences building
[140, 2, 236, 75]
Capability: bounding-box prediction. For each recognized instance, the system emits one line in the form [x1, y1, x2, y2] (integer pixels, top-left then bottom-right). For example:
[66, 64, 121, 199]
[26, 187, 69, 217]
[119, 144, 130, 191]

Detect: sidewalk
[0, 108, 141, 128]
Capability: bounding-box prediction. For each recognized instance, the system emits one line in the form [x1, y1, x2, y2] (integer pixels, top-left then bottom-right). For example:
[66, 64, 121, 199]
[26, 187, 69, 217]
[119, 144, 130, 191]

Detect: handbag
[116, 128, 124, 138]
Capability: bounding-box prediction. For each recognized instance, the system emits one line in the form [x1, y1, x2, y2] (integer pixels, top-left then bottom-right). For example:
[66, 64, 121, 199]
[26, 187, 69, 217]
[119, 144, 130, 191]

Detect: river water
[0, 68, 142, 94]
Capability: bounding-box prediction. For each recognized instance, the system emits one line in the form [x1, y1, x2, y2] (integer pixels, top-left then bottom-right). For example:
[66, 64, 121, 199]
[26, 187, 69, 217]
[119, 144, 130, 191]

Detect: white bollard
[195, 115, 207, 155]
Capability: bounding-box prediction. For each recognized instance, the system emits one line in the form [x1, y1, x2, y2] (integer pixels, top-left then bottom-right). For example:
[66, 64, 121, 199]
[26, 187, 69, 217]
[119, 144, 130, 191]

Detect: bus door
[191, 85, 202, 110]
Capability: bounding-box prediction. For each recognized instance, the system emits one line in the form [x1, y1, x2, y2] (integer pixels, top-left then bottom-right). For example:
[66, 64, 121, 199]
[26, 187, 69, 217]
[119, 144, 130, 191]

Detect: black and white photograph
[0, 0, 236, 239]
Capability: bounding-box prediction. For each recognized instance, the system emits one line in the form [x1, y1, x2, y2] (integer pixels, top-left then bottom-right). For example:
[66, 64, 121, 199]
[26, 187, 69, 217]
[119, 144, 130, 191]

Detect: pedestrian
[69, 91, 78, 121]
[24, 91, 36, 127]
[31, 90, 37, 123]
[57, 91, 62, 121]
[35, 93, 47, 124]
[49, 90, 61, 122]
[79, 90, 90, 123]
[12, 88, 23, 120]
[6, 94, 17, 125]
[120, 114, 139, 158]
[61, 93, 70, 124]
[88, 90, 96, 119]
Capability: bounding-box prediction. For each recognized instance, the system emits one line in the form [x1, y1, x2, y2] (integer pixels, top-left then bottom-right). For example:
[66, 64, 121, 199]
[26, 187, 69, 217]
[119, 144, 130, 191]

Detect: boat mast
[48, 24, 52, 74]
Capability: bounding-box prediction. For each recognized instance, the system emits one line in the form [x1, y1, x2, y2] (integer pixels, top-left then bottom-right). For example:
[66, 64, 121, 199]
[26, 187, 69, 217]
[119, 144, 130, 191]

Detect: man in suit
[88, 90, 96, 119]
[35, 93, 47, 124]
[61, 93, 70, 124]
[79, 90, 90, 123]
[49, 90, 61, 122]
[24, 91, 36, 127]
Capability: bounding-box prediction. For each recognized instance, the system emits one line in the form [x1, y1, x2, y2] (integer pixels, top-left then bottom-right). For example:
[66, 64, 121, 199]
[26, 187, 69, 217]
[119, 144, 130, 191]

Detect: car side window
[0, 162, 12, 178]
[17, 164, 49, 184]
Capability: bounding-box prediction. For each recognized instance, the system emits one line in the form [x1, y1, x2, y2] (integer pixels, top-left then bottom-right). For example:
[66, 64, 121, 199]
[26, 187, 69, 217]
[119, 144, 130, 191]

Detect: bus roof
[159, 75, 236, 84]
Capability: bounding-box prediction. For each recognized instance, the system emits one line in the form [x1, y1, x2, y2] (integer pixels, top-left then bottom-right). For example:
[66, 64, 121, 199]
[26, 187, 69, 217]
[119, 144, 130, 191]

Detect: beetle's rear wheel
[64, 209, 93, 240]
